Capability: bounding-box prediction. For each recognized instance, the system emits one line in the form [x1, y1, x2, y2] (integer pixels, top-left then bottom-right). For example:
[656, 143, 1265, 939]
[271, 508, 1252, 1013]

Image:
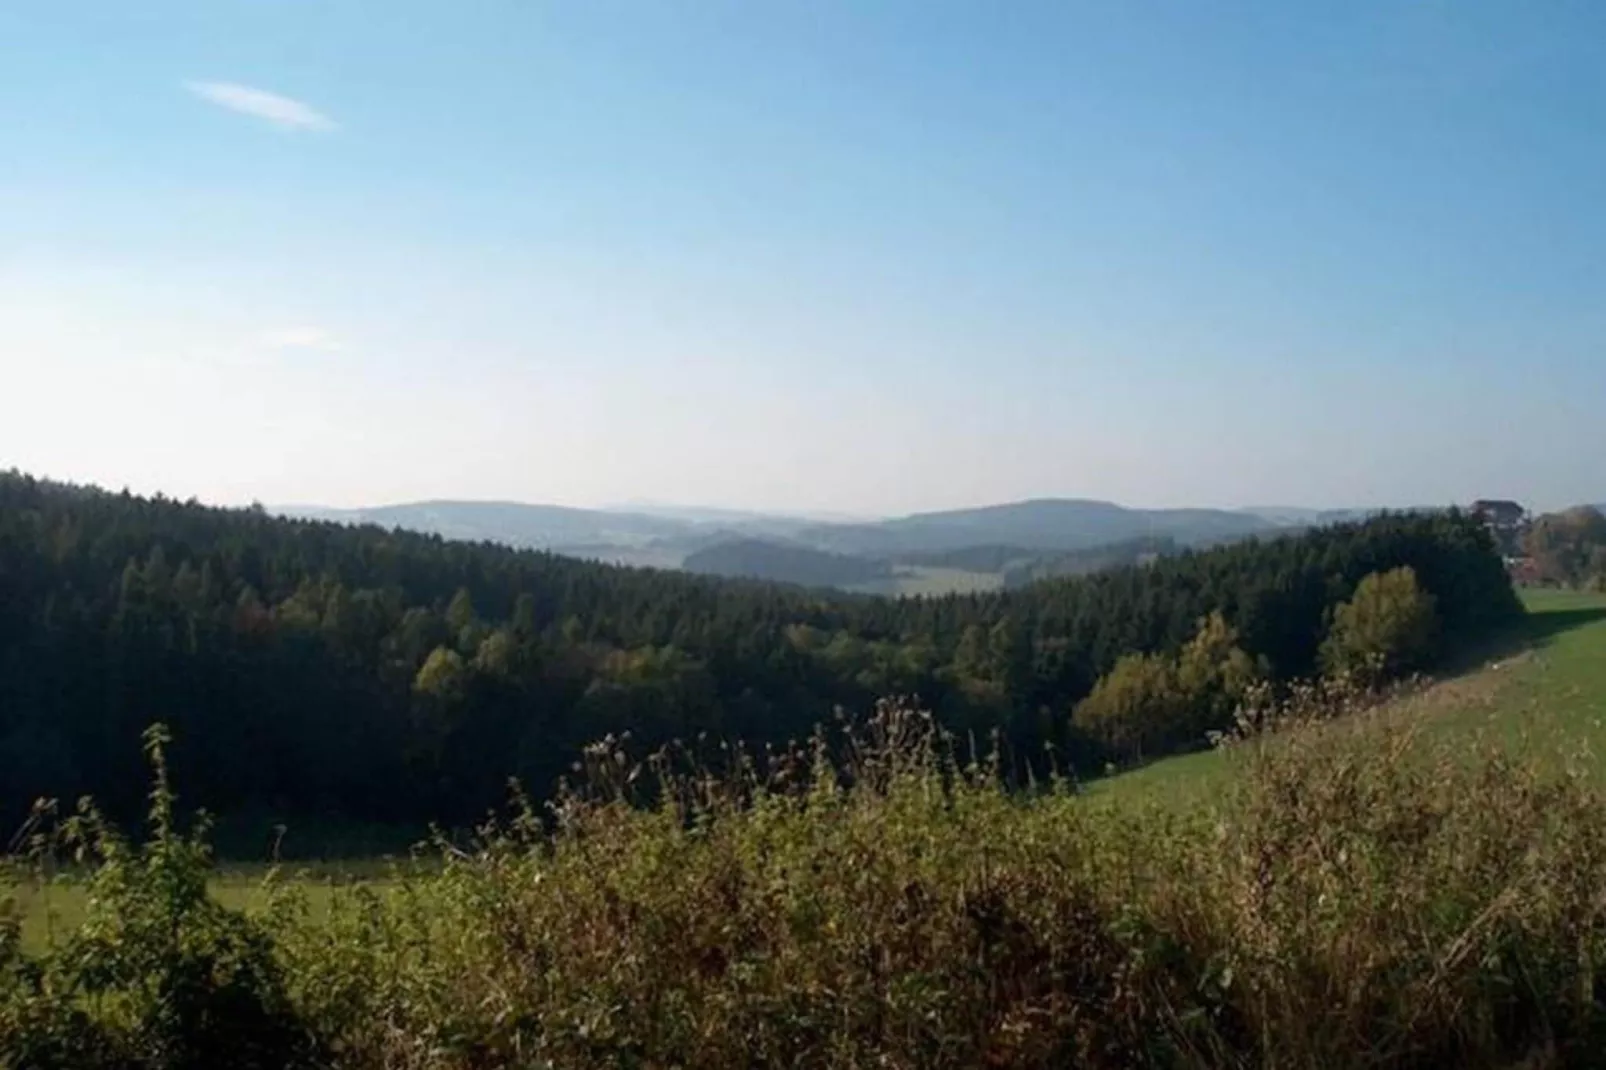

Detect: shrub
[9, 708, 1606, 1068]
[4, 727, 316, 1070]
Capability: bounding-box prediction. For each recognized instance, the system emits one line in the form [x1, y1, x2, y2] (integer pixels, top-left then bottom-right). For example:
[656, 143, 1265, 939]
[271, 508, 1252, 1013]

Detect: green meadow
[1094, 587, 1606, 809]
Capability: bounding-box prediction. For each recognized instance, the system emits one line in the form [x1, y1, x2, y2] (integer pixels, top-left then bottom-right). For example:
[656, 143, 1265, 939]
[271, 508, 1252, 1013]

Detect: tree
[1176, 611, 1260, 730]
[1319, 566, 1439, 684]
[1524, 507, 1606, 588]
[472, 629, 521, 678]
[1073, 612, 1260, 764]
[446, 588, 476, 632]
[413, 646, 468, 702]
[1072, 652, 1180, 763]
[410, 646, 472, 803]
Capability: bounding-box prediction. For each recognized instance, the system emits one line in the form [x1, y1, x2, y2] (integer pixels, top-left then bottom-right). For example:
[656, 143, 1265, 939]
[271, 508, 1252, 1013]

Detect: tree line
[0, 471, 1521, 837]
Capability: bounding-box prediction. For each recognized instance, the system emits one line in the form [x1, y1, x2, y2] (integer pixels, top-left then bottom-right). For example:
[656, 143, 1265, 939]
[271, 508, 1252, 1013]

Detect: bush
[9, 708, 1606, 1068]
[3, 727, 315, 1070]
[1319, 566, 1440, 684]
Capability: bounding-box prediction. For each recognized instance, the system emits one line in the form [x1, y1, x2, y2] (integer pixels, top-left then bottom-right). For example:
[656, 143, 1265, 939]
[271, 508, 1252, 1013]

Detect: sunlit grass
[4, 861, 399, 955]
[1094, 587, 1606, 807]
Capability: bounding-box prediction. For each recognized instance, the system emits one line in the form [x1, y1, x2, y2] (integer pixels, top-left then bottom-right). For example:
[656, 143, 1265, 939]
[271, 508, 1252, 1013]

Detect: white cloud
[258, 326, 342, 351]
[186, 81, 337, 132]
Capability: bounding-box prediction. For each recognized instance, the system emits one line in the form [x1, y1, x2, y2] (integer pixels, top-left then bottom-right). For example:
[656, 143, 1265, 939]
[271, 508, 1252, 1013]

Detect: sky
[2, 1, 1604, 517]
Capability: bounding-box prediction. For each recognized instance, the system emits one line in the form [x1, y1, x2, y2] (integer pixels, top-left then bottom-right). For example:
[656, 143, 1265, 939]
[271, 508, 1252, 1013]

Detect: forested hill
[797, 499, 1276, 555]
[682, 538, 895, 588]
[0, 472, 1519, 835]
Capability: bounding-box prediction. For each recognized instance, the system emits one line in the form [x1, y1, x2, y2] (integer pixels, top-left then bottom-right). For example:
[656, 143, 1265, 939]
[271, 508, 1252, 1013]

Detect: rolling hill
[797, 499, 1278, 556]
[275, 496, 1377, 594]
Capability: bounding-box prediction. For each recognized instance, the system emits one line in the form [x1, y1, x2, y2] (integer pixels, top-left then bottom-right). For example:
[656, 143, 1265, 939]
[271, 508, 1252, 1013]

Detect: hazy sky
[3, 2, 1603, 516]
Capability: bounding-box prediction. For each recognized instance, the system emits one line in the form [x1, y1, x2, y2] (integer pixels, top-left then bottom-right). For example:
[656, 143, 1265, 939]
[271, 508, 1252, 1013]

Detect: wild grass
[6, 692, 1606, 1069]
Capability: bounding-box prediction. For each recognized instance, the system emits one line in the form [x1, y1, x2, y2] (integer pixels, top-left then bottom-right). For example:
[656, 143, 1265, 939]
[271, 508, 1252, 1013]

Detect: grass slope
[1096, 587, 1606, 806]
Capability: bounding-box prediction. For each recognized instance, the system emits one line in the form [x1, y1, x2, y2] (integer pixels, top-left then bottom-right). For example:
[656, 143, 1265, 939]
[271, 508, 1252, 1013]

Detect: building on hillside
[1471, 499, 1526, 527]
[1470, 499, 1528, 556]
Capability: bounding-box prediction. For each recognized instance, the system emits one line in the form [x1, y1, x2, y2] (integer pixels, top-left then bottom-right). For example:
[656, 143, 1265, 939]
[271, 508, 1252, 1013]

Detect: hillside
[1097, 587, 1606, 806]
[8, 593, 1603, 1069]
[797, 498, 1277, 555]
[999, 535, 1179, 587]
[280, 497, 1286, 592]
[681, 538, 894, 588]
[0, 472, 1517, 836]
[679, 538, 1177, 594]
[1238, 505, 1391, 527]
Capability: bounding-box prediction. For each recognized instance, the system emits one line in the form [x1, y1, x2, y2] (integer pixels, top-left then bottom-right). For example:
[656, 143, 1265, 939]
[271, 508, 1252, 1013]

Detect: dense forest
[0, 471, 1520, 836]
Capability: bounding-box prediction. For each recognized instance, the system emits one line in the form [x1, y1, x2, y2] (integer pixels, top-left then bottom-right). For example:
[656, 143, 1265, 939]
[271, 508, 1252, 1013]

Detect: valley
[279, 496, 1371, 594]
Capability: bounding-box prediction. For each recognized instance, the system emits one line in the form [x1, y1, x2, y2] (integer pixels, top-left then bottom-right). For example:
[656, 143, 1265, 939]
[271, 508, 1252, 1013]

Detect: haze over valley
[277, 496, 1388, 594]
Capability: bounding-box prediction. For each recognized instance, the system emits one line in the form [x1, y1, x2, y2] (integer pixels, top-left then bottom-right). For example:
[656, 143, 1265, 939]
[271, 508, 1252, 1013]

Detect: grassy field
[4, 859, 404, 954]
[850, 564, 1005, 597]
[1420, 587, 1606, 765]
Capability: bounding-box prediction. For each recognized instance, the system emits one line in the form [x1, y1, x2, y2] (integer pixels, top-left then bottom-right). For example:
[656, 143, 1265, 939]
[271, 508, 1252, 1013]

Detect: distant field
[850, 565, 1004, 597]
[1094, 587, 1606, 806]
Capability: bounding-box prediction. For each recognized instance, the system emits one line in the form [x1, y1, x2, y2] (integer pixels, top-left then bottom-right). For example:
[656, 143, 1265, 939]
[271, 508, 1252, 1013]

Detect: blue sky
[2, 1, 1602, 515]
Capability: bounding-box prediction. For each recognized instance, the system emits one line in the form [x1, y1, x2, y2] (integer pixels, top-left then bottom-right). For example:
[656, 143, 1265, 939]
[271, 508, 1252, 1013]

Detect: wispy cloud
[186, 81, 337, 132]
[258, 326, 343, 352]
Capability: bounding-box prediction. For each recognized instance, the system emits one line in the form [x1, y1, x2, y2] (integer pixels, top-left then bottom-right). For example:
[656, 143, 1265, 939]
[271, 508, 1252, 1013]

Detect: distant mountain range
[275, 497, 1407, 595]
[601, 501, 875, 526]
